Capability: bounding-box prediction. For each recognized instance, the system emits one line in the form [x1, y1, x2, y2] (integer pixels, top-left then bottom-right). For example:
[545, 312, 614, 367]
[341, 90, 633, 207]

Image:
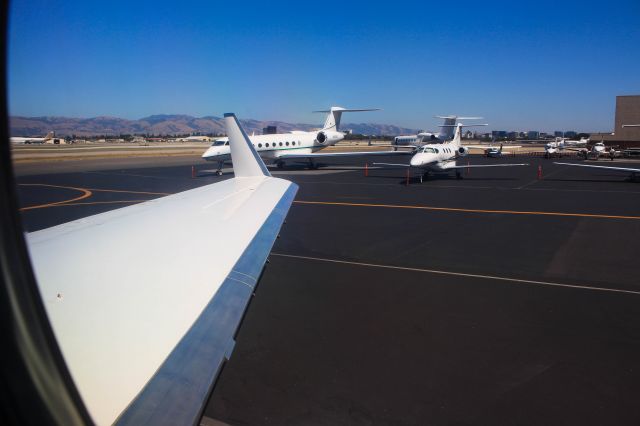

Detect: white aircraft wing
[372, 162, 411, 167]
[554, 162, 640, 173]
[464, 145, 522, 150]
[26, 113, 298, 425]
[278, 150, 413, 159]
[445, 163, 528, 169]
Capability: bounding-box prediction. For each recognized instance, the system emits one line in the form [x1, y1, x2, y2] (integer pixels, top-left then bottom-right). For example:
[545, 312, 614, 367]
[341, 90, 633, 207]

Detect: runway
[13, 154, 640, 425]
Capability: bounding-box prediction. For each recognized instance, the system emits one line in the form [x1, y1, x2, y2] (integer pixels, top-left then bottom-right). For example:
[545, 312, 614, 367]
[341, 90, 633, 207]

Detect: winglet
[224, 113, 271, 177]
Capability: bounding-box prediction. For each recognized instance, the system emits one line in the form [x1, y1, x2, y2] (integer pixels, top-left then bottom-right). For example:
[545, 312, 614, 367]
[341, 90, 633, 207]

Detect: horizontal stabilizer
[313, 108, 381, 113]
[440, 124, 488, 128]
[434, 115, 483, 120]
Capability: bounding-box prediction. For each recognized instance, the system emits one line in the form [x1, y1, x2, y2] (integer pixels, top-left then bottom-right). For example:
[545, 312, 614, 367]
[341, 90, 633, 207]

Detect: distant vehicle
[11, 131, 55, 144]
[202, 107, 409, 174]
[392, 115, 483, 148]
[375, 123, 527, 181]
[177, 135, 213, 142]
[623, 148, 640, 158]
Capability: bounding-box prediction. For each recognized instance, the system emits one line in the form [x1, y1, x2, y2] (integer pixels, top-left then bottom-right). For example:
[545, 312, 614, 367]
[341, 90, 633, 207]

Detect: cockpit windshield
[212, 140, 227, 146]
[420, 147, 437, 153]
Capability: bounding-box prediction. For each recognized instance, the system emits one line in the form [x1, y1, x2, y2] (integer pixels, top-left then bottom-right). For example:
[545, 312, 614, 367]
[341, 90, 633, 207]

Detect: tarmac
[13, 153, 640, 425]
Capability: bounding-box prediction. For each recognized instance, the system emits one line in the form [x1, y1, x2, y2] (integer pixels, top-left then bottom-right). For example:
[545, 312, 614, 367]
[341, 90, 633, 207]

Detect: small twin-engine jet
[375, 123, 528, 181]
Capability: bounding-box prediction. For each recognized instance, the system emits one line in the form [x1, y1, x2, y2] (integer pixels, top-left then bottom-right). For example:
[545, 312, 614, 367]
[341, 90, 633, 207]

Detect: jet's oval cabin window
[258, 143, 262, 148]
[265, 143, 269, 147]
[286, 142, 289, 146]
[279, 142, 283, 147]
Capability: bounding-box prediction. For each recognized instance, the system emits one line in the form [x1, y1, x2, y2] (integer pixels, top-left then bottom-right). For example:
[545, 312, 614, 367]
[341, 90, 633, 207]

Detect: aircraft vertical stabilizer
[224, 113, 271, 177]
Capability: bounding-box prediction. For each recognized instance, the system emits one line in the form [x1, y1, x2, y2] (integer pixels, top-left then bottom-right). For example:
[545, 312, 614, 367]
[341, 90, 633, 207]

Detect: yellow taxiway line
[293, 200, 640, 221]
[19, 184, 93, 211]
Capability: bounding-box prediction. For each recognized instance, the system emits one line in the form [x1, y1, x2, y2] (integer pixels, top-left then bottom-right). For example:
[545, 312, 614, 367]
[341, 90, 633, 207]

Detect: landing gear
[455, 170, 463, 180]
[420, 171, 430, 183]
[215, 161, 224, 176]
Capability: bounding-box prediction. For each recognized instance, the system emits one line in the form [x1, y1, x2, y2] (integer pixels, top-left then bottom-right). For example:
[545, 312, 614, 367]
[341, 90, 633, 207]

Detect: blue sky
[8, 0, 640, 132]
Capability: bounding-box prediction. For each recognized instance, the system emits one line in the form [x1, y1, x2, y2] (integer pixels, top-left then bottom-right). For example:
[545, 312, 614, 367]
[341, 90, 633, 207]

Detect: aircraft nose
[410, 156, 422, 167]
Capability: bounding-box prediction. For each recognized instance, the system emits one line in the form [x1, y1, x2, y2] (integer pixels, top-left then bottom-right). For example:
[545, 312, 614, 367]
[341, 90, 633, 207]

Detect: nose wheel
[216, 161, 224, 176]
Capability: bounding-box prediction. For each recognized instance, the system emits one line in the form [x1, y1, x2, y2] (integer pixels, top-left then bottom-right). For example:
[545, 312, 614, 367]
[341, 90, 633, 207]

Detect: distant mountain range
[9, 115, 419, 137]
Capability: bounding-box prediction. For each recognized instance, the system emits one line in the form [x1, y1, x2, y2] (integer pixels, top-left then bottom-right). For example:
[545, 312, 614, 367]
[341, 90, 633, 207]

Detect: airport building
[590, 95, 640, 146]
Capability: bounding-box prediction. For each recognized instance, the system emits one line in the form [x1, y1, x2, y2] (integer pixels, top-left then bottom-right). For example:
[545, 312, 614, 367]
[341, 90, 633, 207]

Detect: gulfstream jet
[22, 114, 297, 425]
[377, 123, 527, 181]
[392, 115, 483, 147]
[10, 130, 55, 144]
[202, 107, 410, 173]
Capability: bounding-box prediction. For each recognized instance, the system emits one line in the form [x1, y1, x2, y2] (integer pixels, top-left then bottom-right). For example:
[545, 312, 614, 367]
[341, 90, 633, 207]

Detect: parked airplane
[202, 107, 410, 174]
[483, 142, 522, 158]
[465, 138, 522, 157]
[554, 161, 640, 182]
[23, 114, 297, 425]
[392, 115, 483, 147]
[376, 123, 527, 181]
[11, 131, 55, 144]
[564, 137, 589, 146]
[544, 137, 589, 157]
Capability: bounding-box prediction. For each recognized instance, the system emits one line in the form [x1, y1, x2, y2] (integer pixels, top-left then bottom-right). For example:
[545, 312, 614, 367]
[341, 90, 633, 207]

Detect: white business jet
[392, 115, 483, 147]
[202, 107, 410, 174]
[24, 114, 297, 424]
[11, 131, 55, 144]
[544, 137, 589, 157]
[376, 123, 527, 181]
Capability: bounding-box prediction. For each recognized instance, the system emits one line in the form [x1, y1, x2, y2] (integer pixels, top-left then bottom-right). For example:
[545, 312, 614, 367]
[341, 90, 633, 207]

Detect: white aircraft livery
[202, 107, 410, 173]
[26, 114, 297, 425]
[11, 131, 56, 144]
[376, 123, 527, 181]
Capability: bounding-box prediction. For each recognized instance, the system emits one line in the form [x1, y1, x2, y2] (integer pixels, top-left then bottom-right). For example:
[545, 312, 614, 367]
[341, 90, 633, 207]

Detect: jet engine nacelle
[418, 132, 438, 142]
[315, 130, 342, 146]
[457, 146, 469, 156]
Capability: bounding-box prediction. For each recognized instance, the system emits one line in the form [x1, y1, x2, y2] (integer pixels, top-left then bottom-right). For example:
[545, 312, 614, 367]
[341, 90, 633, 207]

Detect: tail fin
[451, 123, 463, 147]
[224, 113, 271, 178]
[44, 131, 54, 140]
[441, 123, 487, 148]
[435, 115, 483, 139]
[313, 107, 380, 132]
